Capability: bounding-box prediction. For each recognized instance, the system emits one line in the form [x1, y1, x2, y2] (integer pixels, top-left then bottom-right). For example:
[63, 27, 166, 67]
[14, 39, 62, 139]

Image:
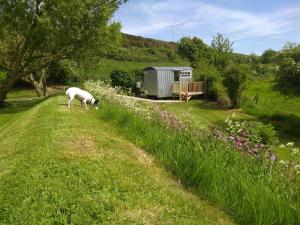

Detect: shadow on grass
[0, 93, 62, 115]
[195, 100, 231, 111]
[260, 113, 300, 142]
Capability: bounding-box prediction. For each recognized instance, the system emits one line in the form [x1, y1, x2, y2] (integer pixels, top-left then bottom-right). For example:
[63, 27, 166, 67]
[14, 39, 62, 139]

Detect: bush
[251, 121, 278, 145]
[225, 118, 278, 156]
[0, 70, 6, 81]
[213, 82, 231, 106]
[110, 69, 134, 91]
[110, 69, 143, 93]
[275, 57, 300, 96]
[193, 61, 228, 102]
[46, 62, 78, 85]
[223, 64, 250, 108]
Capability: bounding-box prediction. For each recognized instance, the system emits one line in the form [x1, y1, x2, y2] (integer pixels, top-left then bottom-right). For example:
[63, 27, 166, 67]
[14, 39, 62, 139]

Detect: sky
[113, 0, 300, 55]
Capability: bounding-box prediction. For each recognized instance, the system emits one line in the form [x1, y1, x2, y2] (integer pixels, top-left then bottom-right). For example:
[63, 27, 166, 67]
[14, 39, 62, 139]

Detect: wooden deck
[172, 81, 204, 101]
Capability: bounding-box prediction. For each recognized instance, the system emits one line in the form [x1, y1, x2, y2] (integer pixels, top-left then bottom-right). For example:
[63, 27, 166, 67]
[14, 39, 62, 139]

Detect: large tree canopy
[177, 36, 208, 62]
[0, 0, 126, 105]
[210, 33, 233, 70]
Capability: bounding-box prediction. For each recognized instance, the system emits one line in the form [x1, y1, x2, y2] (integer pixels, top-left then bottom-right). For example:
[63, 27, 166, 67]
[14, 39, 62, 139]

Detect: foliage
[46, 61, 79, 85]
[210, 33, 233, 70]
[177, 36, 209, 62]
[224, 116, 277, 160]
[223, 64, 250, 108]
[243, 77, 300, 154]
[0, 70, 5, 81]
[251, 121, 278, 144]
[86, 82, 300, 225]
[110, 69, 143, 92]
[193, 61, 230, 105]
[0, 0, 125, 104]
[260, 49, 278, 64]
[110, 69, 133, 91]
[275, 57, 300, 96]
[253, 63, 277, 77]
[108, 33, 179, 62]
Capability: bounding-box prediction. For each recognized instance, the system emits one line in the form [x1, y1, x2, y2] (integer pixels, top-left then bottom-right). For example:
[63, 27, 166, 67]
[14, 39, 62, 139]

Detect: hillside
[80, 34, 189, 80]
[0, 96, 234, 224]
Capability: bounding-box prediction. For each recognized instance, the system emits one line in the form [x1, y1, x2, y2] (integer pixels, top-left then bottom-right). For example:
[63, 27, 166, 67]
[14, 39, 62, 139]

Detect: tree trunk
[0, 72, 23, 106]
[27, 69, 48, 97]
[0, 87, 9, 106]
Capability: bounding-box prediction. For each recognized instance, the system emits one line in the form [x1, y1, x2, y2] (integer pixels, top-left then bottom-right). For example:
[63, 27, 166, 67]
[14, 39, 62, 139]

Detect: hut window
[180, 71, 191, 78]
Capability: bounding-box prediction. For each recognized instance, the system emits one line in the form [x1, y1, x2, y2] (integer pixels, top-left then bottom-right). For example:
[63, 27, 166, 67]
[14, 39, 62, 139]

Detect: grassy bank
[0, 96, 234, 225]
[244, 77, 300, 144]
[96, 100, 300, 225]
[160, 100, 253, 129]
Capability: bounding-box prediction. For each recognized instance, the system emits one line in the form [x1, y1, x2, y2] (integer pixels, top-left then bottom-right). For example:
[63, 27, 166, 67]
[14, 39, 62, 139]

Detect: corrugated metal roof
[144, 66, 193, 71]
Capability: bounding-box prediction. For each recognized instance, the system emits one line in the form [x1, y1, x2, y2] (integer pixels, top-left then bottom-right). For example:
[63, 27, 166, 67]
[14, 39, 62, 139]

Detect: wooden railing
[172, 81, 204, 94]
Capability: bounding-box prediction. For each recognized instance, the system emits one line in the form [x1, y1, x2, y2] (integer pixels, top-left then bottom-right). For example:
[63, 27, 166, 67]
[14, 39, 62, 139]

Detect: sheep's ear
[95, 99, 99, 104]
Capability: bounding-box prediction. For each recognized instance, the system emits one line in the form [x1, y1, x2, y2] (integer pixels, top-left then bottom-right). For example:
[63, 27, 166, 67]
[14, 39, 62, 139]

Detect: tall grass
[97, 101, 300, 225]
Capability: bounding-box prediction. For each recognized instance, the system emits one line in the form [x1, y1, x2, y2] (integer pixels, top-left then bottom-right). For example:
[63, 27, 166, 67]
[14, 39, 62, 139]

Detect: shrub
[223, 64, 250, 108]
[275, 57, 300, 96]
[110, 69, 134, 91]
[193, 61, 229, 104]
[110, 69, 144, 93]
[0, 70, 6, 81]
[251, 121, 278, 145]
[224, 118, 277, 159]
[46, 62, 78, 85]
[212, 82, 231, 106]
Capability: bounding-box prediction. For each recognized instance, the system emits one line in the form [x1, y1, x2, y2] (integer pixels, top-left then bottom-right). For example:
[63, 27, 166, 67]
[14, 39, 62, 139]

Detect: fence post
[204, 77, 207, 100]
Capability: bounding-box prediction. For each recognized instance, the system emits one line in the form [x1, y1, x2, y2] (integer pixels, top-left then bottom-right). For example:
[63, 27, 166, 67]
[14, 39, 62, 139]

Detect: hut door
[174, 71, 180, 81]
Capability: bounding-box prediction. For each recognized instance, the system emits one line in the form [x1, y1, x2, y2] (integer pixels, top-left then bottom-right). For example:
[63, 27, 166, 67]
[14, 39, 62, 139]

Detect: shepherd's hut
[143, 66, 204, 100]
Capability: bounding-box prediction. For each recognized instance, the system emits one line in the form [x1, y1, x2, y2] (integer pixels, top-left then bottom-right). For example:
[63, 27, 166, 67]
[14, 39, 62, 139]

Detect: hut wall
[157, 70, 174, 98]
[143, 70, 158, 96]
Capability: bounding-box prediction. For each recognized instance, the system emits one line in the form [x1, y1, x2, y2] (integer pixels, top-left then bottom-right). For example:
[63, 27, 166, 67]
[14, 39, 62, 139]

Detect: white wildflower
[286, 142, 294, 147]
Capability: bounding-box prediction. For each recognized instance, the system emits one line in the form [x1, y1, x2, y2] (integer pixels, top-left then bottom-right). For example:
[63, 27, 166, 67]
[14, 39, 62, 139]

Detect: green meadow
[0, 95, 234, 225]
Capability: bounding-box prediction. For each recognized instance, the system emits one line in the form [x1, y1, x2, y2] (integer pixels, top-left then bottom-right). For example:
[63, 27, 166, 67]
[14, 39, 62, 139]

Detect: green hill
[79, 33, 189, 81]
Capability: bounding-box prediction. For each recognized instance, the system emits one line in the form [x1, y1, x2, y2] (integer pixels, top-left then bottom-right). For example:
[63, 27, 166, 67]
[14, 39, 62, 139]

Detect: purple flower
[237, 136, 243, 141]
[270, 154, 276, 161]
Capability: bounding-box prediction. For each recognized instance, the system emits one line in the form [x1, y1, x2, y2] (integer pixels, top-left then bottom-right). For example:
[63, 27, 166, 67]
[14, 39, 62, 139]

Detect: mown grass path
[0, 96, 234, 225]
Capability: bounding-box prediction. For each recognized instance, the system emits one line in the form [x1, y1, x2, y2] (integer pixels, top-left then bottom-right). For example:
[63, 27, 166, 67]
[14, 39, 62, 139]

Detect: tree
[210, 33, 233, 70]
[260, 49, 278, 64]
[177, 37, 208, 62]
[223, 64, 250, 108]
[275, 57, 300, 96]
[0, 0, 126, 105]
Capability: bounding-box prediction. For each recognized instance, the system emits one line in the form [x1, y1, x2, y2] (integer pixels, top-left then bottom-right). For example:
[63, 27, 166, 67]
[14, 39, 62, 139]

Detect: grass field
[159, 99, 253, 129]
[243, 77, 300, 145]
[0, 95, 234, 225]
